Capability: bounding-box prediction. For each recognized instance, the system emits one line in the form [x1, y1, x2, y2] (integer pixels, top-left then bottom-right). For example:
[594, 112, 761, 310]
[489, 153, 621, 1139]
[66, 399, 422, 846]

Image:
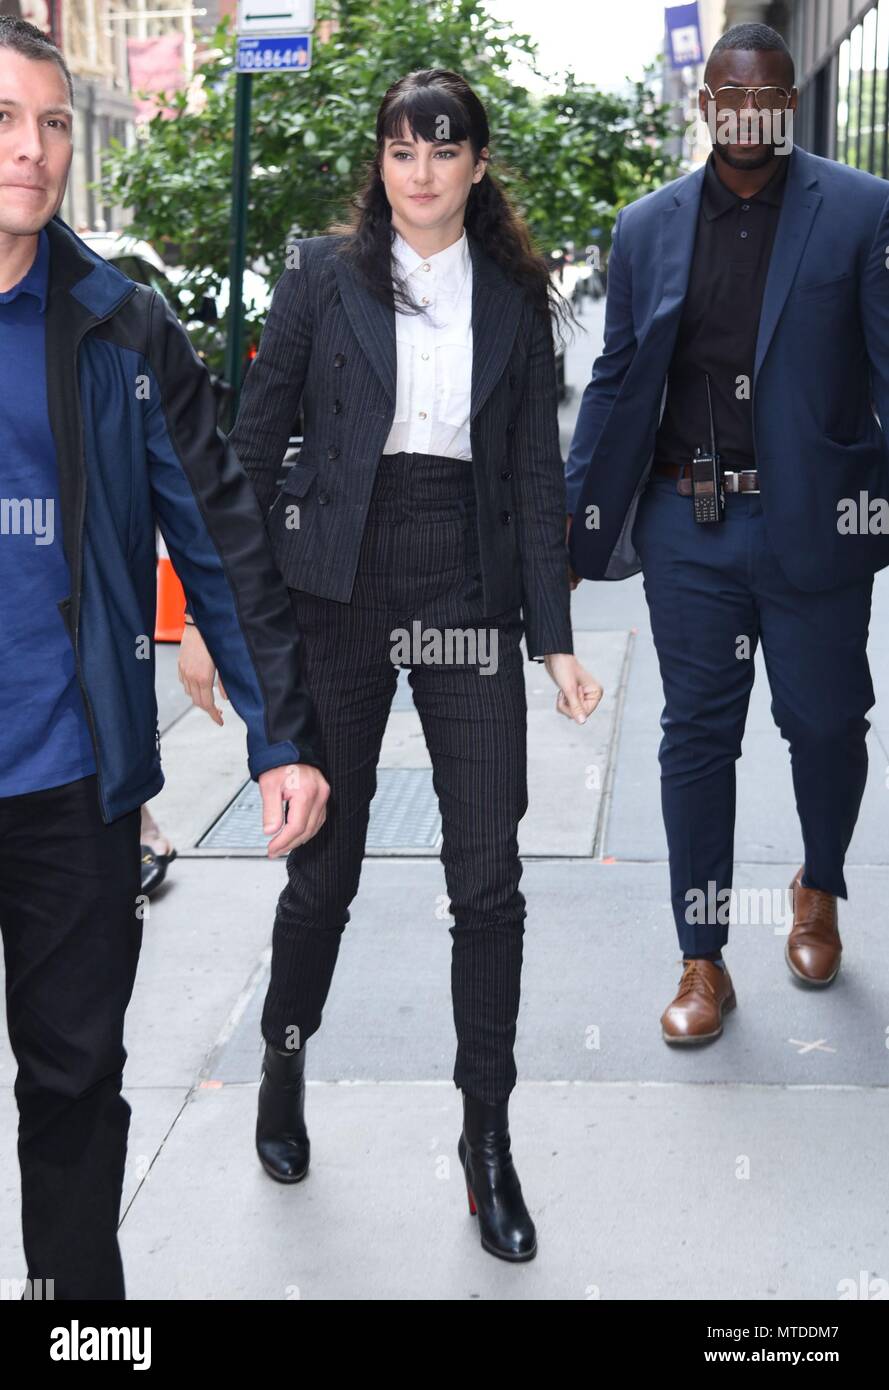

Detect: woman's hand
[178, 624, 228, 726]
[543, 653, 604, 723]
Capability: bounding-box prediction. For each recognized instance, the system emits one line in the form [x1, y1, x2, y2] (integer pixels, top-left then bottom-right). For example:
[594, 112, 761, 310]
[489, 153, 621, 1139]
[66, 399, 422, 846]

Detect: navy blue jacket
[566, 145, 889, 590]
[43, 215, 326, 823]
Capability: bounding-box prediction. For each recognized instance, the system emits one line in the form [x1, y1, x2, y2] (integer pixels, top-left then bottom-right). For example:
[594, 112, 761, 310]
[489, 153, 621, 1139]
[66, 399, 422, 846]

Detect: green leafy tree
[100, 0, 679, 370]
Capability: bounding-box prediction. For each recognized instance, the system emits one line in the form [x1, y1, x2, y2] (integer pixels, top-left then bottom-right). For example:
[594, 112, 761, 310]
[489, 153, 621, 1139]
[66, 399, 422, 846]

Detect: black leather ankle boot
[256, 1042, 310, 1183]
[457, 1091, 537, 1261]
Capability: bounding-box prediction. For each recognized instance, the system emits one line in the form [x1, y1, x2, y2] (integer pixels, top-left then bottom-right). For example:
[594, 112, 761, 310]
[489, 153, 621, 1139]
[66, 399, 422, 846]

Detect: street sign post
[224, 1, 314, 424]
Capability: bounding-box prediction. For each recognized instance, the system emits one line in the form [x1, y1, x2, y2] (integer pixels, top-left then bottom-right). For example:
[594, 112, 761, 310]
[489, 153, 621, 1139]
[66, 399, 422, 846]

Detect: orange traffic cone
[155, 533, 186, 643]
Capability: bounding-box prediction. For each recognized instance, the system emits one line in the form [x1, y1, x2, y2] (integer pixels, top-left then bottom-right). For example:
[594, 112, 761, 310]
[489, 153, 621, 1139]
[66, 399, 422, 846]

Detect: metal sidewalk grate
[365, 767, 440, 850]
[198, 766, 441, 852]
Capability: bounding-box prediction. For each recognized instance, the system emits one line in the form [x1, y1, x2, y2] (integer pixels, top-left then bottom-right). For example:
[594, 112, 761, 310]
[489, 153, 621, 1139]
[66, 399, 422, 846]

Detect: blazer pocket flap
[791, 272, 854, 298]
[282, 459, 319, 497]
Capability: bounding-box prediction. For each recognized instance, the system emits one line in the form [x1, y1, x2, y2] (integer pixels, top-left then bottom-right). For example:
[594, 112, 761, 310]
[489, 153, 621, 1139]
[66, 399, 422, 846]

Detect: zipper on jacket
[69, 284, 139, 822]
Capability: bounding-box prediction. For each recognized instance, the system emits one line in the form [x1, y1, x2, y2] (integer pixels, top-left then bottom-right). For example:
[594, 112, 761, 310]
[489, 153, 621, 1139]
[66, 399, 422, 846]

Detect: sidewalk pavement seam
[592, 626, 636, 859]
[118, 1090, 191, 1231]
[200, 946, 272, 1084]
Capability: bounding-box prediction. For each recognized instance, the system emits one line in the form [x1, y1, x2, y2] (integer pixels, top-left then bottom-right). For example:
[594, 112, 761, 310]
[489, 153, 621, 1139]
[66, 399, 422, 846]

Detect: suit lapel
[655, 164, 706, 325]
[467, 232, 524, 419]
[332, 251, 397, 403]
[753, 148, 821, 384]
[331, 229, 524, 417]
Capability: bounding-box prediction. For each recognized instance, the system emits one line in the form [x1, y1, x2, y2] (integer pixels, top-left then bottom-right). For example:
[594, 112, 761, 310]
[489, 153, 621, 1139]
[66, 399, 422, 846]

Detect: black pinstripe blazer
[229, 231, 573, 660]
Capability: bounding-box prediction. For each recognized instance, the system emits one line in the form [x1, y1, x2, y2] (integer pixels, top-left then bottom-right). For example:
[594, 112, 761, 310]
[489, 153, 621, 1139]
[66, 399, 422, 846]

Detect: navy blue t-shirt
[0, 228, 96, 796]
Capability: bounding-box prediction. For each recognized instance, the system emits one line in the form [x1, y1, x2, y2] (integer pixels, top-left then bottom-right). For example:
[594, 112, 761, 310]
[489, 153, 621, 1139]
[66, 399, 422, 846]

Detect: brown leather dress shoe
[661, 958, 736, 1044]
[786, 866, 841, 986]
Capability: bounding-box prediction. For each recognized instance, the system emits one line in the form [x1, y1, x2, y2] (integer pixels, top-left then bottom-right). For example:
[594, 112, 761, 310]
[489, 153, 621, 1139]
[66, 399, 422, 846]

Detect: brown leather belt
[652, 462, 760, 495]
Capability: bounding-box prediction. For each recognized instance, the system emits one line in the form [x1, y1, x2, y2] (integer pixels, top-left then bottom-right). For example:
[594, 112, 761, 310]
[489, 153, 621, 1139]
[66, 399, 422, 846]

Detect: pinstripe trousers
[261, 451, 529, 1103]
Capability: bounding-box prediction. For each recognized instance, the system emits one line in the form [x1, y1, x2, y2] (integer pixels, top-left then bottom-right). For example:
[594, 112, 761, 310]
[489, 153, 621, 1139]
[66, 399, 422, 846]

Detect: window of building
[837, 33, 851, 163]
[874, 0, 889, 176]
[835, 1, 889, 175]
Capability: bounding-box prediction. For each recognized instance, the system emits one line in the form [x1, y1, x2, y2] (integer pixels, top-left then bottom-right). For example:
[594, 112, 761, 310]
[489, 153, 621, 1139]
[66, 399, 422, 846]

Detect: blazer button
[501, 510, 512, 524]
[332, 399, 342, 413]
[328, 446, 340, 460]
[333, 353, 345, 367]
[500, 469, 512, 480]
[508, 374, 517, 388]
[318, 491, 330, 505]
[506, 422, 516, 434]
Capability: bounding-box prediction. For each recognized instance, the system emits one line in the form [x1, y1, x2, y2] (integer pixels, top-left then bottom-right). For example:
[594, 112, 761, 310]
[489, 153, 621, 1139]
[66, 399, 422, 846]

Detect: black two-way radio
[690, 372, 724, 524]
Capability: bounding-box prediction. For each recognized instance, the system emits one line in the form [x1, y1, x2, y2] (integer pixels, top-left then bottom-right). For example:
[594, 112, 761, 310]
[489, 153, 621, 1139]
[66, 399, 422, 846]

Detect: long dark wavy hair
[329, 69, 576, 339]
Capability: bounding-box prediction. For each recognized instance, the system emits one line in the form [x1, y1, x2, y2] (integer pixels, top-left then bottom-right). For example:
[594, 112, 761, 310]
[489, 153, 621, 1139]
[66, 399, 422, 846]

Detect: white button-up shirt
[382, 227, 473, 459]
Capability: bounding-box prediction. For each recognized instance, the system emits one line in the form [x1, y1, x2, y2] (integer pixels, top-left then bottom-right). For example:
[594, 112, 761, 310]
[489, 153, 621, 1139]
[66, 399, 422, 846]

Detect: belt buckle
[723, 469, 759, 494]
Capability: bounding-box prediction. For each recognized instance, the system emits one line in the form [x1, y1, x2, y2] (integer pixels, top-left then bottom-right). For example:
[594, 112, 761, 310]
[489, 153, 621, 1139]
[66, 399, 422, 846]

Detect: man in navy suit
[566, 22, 889, 1043]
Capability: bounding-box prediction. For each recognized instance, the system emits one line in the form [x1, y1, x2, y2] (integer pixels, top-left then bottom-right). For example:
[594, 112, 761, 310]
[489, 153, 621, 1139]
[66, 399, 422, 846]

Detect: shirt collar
[702, 148, 790, 220]
[391, 226, 470, 283]
[0, 227, 49, 312]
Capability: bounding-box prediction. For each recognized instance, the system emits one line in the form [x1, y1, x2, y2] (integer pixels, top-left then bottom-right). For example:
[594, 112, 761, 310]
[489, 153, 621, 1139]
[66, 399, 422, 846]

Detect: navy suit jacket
[566, 145, 889, 591]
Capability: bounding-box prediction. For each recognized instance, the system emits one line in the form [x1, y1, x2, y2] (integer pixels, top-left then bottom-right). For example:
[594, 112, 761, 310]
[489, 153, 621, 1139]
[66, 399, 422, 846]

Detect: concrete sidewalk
[1, 296, 887, 1300]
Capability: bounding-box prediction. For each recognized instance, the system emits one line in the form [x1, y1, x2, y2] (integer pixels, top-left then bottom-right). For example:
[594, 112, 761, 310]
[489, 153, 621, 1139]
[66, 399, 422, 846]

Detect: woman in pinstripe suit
[184, 68, 603, 1262]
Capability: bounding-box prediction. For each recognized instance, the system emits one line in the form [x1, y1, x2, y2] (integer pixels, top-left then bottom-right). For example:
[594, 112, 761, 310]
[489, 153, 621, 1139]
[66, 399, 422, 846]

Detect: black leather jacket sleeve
[143, 288, 328, 780]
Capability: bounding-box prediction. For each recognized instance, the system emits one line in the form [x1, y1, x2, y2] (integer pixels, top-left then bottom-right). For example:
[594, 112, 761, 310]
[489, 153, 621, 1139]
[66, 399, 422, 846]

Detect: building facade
[787, 0, 889, 177]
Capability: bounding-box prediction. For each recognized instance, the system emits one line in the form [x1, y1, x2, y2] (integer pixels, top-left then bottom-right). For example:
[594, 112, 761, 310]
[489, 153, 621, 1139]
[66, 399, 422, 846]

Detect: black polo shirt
[653, 147, 791, 473]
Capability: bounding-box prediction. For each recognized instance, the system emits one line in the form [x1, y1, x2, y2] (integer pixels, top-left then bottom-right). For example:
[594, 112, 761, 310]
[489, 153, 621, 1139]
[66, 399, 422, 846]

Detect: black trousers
[262, 452, 530, 1103]
[0, 774, 142, 1299]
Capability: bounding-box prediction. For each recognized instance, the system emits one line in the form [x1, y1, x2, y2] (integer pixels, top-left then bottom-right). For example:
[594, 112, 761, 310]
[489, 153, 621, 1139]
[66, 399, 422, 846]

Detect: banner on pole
[665, 3, 703, 70]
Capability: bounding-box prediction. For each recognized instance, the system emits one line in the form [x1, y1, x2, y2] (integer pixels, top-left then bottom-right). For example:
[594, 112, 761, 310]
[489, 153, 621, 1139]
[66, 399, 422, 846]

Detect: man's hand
[178, 623, 228, 726]
[259, 763, 330, 858]
[543, 653, 604, 723]
[566, 514, 582, 591]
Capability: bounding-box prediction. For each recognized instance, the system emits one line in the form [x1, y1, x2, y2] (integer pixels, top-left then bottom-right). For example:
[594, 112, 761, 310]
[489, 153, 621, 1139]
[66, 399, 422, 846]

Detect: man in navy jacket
[0, 18, 329, 1298]
[567, 23, 889, 1043]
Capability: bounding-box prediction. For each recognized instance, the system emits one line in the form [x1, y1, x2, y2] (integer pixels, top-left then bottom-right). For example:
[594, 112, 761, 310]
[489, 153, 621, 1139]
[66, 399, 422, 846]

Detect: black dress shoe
[457, 1091, 537, 1261]
[256, 1042, 310, 1183]
[140, 845, 177, 898]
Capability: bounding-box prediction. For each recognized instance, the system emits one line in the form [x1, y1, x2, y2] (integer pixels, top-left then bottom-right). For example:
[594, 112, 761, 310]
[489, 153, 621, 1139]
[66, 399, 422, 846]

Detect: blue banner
[665, 2, 703, 71]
